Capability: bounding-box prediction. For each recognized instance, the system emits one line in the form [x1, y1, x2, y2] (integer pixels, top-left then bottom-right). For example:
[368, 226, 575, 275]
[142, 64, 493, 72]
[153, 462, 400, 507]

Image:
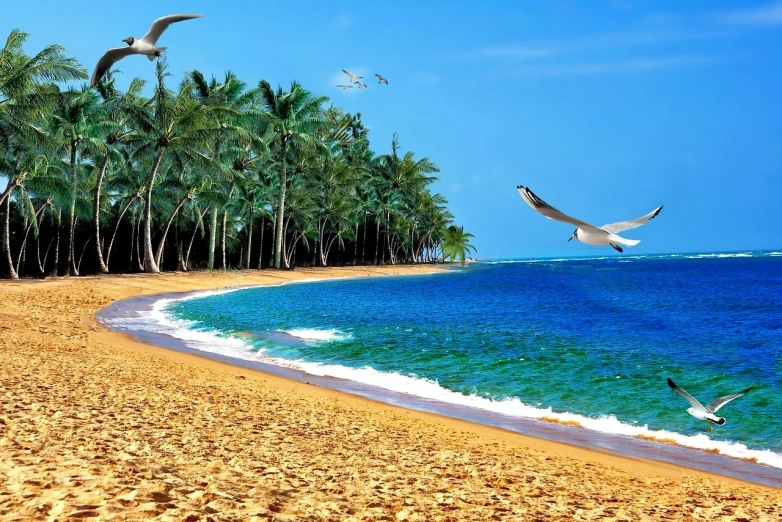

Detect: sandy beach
[0, 266, 780, 521]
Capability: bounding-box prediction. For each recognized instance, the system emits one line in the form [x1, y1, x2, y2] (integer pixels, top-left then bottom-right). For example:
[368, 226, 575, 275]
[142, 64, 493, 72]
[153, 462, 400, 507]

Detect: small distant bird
[337, 84, 353, 89]
[667, 378, 754, 431]
[342, 69, 363, 82]
[375, 73, 389, 84]
[90, 14, 204, 87]
[354, 81, 367, 89]
[516, 185, 662, 253]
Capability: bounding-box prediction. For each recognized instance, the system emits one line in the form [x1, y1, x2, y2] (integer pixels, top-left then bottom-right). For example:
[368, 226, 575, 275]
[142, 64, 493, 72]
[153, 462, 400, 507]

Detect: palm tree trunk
[361, 218, 367, 264]
[184, 206, 209, 271]
[220, 182, 235, 271]
[3, 192, 18, 279]
[129, 215, 135, 272]
[77, 237, 92, 274]
[155, 194, 190, 268]
[257, 217, 265, 270]
[143, 147, 166, 273]
[207, 208, 218, 270]
[66, 143, 77, 276]
[16, 204, 47, 274]
[93, 155, 110, 273]
[15, 217, 28, 275]
[176, 213, 184, 271]
[246, 217, 253, 269]
[52, 210, 61, 276]
[106, 195, 137, 271]
[274, 141, 287, 269]
[353, 223, 359, 265]
[374, 220, 381, 265]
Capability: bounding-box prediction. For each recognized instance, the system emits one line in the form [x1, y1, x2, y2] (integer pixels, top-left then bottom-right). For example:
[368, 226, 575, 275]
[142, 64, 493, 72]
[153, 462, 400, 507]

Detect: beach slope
[0, 267, 780, 521]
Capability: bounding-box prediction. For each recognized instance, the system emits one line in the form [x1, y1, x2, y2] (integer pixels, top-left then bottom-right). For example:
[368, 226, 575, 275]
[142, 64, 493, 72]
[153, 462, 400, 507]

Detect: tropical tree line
[0, 29, 476, 279]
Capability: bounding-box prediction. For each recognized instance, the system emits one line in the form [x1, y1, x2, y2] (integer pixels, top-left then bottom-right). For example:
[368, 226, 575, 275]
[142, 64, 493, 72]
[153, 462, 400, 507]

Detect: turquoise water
[160, 252, 782, 467]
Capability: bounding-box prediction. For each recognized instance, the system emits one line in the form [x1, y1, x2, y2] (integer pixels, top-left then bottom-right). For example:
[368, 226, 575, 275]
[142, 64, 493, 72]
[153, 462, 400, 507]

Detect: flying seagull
[375, 73, 389, 85]
[516, 185, 663, 253]
[337, 84, 354, 89]
[90, 14, 204, 87]
[342, 69, 363, 82]
[354, 81, 367, 89]
[667, 378, 753, 431]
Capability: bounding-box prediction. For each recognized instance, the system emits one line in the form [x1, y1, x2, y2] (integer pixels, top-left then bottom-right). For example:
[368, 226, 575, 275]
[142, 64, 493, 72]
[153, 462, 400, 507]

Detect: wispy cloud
[716, 2, 782, 25]
[509, 55, 720, 79]
[333, 13, 353, 29]
[446, 29, 715, 61]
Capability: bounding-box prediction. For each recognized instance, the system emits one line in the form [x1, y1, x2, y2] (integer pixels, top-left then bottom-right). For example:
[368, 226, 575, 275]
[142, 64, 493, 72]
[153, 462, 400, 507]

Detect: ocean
[99, 251, 782, 481]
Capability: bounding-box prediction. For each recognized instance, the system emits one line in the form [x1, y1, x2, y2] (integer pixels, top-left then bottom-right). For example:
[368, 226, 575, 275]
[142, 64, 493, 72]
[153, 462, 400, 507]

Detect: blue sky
[2, 1, 782, 258]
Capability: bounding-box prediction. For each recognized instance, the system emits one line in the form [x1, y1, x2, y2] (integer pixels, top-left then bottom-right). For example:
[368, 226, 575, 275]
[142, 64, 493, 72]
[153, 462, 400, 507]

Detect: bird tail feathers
[608, 234, 640, 247]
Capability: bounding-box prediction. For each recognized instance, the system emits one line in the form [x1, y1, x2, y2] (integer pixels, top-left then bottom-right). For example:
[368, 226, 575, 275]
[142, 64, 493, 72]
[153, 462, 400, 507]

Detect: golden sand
[0, 266, 780, 521]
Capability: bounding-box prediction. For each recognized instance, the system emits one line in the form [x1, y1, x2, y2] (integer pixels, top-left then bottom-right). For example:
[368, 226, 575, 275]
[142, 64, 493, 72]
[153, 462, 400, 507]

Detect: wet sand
[1, 267, 780, 521]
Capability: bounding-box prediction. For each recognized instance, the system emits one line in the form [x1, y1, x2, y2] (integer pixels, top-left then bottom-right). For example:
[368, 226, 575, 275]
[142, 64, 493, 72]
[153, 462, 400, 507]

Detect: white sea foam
[105, 272, 782, 471]
[685, 252, 754, 259]
[283, 328, 351, 342]
[770, 252, 782, 257]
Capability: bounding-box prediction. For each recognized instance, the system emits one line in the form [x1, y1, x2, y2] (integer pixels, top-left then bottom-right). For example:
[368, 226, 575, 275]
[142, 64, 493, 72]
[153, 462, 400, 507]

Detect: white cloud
[716, 2, 782, 25]
[446, 29, 716, 62]
[509, 55, 720, 79]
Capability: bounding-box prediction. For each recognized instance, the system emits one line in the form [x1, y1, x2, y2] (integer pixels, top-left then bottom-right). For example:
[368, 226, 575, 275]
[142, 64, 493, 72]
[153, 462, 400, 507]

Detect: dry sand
[0, 266, 780, 521]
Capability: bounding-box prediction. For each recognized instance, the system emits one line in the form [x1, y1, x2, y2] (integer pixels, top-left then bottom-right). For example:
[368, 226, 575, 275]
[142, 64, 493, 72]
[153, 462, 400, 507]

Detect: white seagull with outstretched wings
[667, 378, 753, 431]
[90, 14, 204, 87]
[517, 185, 663, 252]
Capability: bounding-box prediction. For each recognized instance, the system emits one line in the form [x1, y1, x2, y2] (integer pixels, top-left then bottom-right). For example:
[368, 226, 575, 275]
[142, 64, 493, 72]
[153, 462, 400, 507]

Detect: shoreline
[97, 279, 782, 488]
[1, 267, 780, 520]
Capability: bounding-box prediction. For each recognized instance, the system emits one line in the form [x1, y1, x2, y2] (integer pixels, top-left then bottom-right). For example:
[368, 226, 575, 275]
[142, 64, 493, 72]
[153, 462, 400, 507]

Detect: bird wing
[516, 185, 595, 228]
[705, 386, 754, 413]
[342, 69, 353, 78]
[667, 378, 706, 411]
[600, 206, 664, 233]
[90, 46, 136, 87]
[141, 14, 204, 45]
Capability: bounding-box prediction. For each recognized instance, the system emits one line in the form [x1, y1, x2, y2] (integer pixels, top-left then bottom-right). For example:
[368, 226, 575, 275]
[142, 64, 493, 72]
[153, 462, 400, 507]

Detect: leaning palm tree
[253, 80, 329, 269]
[132, 59, 231, 273]
[85, 73, 146, 273]
[442, 225, 476, 265]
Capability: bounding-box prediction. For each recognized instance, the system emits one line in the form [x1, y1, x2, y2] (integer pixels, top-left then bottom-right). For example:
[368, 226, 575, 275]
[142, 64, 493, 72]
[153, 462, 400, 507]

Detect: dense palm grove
[0, 30, 476, 279]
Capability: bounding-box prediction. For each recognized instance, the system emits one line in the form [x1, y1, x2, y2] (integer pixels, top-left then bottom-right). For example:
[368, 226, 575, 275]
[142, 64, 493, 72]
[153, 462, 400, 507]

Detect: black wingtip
[516, 185, 524, 190]
[667, 378, 677, 389]
[741, 385, 755, 395]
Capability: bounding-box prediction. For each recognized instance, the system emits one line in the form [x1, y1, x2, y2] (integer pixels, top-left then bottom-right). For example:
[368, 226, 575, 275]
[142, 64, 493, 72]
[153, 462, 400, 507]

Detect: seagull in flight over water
[516, 185, 663, 252]
[90, 14, 204, 87]
[667, 378, 754, 432]
[375, 73, 389, 84]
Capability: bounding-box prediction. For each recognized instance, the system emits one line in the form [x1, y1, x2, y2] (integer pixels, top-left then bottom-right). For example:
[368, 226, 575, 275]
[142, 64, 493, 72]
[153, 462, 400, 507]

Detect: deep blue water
[164, 251, 782, 466]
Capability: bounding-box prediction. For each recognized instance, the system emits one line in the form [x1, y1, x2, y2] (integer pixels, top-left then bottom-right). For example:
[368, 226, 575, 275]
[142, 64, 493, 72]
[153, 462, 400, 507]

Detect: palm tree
[132, 59, 230, 273]
[49, 85, 103, 276]
[1, 29, 86, 206]
[85, 74, 146, 273]
[254, 80, 328, 269]
[442, 225, 476, 265]
[190, 70, 255, 270]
